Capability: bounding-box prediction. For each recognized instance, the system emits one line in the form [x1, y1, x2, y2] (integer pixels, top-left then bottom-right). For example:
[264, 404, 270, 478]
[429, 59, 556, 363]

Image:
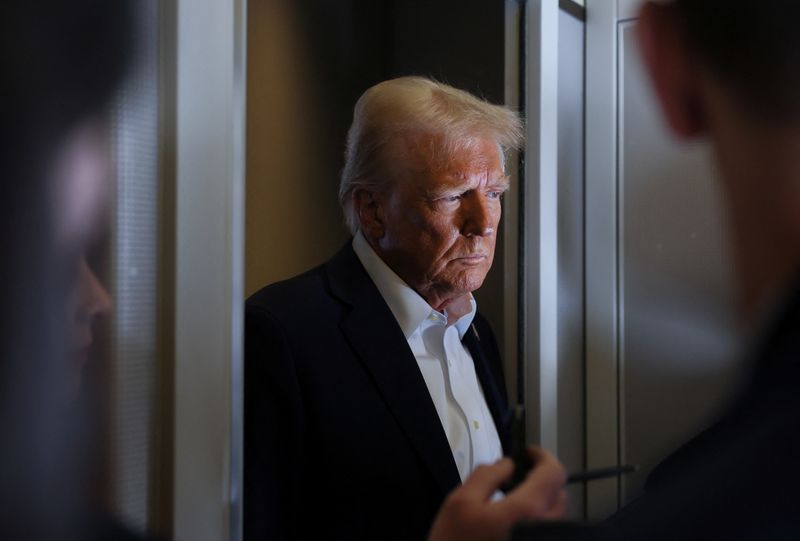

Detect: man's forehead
[398, 132, 504, 175]
[434, 165, 508, 187]
[415, 159, 509, 198]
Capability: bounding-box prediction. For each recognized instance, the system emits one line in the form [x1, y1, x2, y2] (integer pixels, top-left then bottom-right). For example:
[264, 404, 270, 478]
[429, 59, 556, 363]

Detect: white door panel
[584, 0, 743, 517]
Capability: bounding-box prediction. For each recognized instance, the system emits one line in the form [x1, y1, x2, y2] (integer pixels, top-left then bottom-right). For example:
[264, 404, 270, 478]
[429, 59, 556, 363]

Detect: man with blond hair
[244, 77, 564, 541]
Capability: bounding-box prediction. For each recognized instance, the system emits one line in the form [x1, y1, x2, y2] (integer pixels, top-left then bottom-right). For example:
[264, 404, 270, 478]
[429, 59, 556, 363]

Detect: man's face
[373, 136, 507, 310]
[51, 120, 113, 397]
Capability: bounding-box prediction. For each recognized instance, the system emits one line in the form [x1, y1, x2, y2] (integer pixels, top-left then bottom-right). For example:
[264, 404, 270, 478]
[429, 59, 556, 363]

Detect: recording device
[501, 405, 637, 492]
[501, 405, 532, 492]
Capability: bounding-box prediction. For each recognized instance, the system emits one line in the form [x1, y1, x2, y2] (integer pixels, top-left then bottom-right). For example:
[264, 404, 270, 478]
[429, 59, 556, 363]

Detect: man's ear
[637, 1, 706, 138]
[353, 188, 385, 239]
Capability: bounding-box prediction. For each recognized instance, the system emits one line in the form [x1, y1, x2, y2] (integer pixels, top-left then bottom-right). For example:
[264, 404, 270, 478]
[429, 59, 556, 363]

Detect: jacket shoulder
[246, 263, 328, 314]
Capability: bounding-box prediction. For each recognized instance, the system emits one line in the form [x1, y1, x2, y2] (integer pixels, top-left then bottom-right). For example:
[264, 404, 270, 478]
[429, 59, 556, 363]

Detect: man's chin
[440, 273, 487, 300]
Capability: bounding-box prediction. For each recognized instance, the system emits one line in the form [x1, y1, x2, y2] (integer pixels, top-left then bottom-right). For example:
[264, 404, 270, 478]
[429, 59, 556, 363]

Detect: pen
[567, 465, 638, 484]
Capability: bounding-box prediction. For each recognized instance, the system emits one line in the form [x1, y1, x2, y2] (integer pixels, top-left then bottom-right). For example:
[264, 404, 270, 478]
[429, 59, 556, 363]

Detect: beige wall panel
[246, 1, 347, 297]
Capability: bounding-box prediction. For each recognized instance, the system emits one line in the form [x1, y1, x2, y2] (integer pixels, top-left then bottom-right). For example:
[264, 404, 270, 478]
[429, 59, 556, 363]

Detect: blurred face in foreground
[360, 135, 507, 312]
[52, 120, 113, 395]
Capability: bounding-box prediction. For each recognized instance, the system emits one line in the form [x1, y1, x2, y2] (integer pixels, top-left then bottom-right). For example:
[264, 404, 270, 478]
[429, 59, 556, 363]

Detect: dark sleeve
[243, 304, 304, 541]
[83, 511, 164, 541]
[510, 521, 616, 541]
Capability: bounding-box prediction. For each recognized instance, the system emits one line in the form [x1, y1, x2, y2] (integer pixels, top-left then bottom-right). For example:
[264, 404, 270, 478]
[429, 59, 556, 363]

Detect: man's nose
[84, 265, 112, 318]
[461, 193, 494, 237]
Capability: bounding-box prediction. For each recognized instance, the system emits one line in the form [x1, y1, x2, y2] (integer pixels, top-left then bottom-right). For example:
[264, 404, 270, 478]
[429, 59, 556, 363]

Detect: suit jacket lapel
[326, 244, 462, 495]
[463, 327, 511, 453]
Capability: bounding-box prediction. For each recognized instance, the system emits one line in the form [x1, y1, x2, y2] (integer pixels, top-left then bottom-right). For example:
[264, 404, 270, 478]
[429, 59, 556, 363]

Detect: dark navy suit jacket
[244, 242, 510, 541]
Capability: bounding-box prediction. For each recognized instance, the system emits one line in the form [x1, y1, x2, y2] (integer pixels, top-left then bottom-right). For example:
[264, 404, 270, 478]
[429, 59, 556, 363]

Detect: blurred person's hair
[338, 76, 524, 235]
[0, 2, 132, 539]
[674, 0, 800, 122]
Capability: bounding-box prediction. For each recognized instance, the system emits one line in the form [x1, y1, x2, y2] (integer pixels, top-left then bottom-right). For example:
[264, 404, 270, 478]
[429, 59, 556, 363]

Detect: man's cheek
[486, 238, 498, 256]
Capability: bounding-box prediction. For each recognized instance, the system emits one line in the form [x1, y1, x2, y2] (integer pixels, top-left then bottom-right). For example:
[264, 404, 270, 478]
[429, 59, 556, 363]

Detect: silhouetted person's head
[675, 0, 800, 124]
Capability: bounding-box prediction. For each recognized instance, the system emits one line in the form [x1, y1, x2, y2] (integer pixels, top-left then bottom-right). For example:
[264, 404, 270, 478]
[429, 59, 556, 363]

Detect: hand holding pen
[504, 405, 638, 490]
[428, 446, 568, 541]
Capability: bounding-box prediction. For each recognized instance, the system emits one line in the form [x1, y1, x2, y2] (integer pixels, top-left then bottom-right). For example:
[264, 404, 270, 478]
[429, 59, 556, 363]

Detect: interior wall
[245, 0, 349, 297]
[557, 7, 586, 518]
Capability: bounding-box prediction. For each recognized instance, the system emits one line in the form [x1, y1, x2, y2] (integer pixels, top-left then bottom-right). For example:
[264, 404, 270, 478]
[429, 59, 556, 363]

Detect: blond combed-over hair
[338, 76, 524, 234]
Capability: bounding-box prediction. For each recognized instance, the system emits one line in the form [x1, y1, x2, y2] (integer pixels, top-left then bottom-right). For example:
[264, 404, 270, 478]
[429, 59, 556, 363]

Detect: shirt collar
[352, 231, 477, 340]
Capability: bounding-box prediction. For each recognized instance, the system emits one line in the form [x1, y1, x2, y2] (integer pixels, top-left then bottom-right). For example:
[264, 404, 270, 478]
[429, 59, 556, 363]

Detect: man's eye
[487, 190, 503, 199]
[443, 194, 461, 203]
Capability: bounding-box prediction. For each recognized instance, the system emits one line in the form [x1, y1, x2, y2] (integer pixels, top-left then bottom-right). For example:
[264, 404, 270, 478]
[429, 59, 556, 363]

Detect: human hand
[427, 447, 567, 541]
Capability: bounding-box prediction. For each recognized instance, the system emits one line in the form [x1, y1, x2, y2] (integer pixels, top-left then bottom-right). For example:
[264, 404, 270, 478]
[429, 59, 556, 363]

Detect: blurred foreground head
[638, 0, 800, 318]
[675, 0, 800, 123]
[0, 1, 132, 539]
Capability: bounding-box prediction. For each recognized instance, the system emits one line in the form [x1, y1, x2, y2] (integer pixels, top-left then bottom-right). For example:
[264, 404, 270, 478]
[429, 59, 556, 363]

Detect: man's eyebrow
[423, 175, 511, 199]
[492, 175, 511, 190]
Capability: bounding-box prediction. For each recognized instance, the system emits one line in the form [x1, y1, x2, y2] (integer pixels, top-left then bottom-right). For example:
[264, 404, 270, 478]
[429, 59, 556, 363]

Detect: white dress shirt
[353, 232, 503, 482]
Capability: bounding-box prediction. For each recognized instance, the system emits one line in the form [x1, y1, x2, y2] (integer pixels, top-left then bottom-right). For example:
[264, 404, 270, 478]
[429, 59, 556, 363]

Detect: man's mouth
[454, 253, 488, 263]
